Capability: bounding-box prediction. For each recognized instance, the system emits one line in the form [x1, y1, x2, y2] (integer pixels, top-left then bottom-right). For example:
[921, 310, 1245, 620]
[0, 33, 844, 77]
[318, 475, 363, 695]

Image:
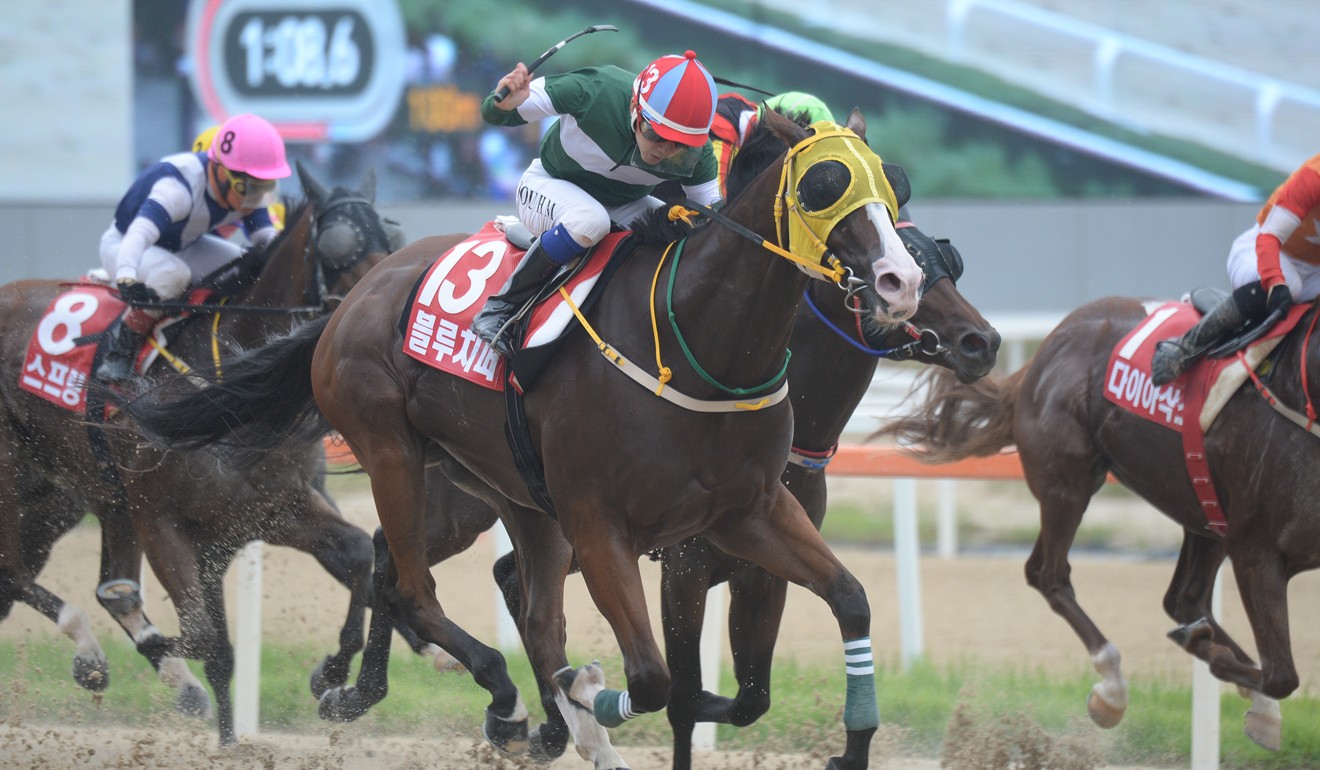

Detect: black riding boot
[1149, 297, 1247, 385]
[95, 318, 148, 383]
[471, 241, 561, 358]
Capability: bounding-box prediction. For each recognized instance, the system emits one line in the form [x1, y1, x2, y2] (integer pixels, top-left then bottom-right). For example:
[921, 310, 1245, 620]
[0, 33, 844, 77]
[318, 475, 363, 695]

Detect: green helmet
[763, 91, 835, 125]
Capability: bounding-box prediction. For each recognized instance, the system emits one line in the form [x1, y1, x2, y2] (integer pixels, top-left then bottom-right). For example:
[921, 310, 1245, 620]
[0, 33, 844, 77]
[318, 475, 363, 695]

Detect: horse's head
[758, 108, 923, 326]
[297, 161, 401, 306]
[884, 224, 999, 382]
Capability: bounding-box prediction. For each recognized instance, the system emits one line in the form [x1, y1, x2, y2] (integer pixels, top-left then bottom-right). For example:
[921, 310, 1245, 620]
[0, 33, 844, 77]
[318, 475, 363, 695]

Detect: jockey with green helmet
[472, 50, 722, 357]
[96, 113, 291, 382]
[709, 90, 833, 198]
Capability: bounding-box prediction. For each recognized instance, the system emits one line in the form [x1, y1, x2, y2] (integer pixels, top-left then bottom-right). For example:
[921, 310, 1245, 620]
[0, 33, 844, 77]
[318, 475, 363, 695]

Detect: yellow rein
[144, 300, 227, 381]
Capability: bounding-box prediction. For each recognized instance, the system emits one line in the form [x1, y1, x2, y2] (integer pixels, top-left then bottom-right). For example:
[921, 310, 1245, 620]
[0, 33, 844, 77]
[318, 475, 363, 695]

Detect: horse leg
[196, 549, 238, 747]
[134, 524, 216, 726]
[1022, 465, 1127, 728]
[258, 491, 373, 700]
[356, 438, 528, 755]
[1159, 532, 1281, 748]
[319, 527, 399, 721]
[7, 492, 110, 690]
[662, 539, 784, 770]
[703, 485, 876, 770]
[12, 578, 110, 691]
[495, 510, 590, 764]
[518, 513, 626, 770]
[660, 545, 717, 770]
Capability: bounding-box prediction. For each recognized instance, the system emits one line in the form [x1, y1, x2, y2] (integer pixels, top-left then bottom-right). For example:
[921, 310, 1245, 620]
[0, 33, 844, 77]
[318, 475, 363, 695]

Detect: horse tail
[871, 366, 1025, 464]
[126, 315, 331, 462]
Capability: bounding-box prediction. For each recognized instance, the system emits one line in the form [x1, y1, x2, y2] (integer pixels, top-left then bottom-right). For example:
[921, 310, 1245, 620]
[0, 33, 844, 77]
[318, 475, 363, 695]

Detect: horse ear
[845, 108, 867, 143]
[297, 160, 331, 210]
[760, 105, 808, 147]
[361, 167, 377, 204]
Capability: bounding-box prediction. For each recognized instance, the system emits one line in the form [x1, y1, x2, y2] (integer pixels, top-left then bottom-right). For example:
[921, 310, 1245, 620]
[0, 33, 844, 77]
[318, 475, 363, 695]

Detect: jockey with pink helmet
[473, 50, 721, 357]
[95, 113, 291, 382]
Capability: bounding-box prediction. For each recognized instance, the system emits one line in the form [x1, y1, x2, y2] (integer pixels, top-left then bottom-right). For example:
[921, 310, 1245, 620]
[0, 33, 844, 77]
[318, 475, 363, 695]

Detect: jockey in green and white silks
[472, 50, 722, 357]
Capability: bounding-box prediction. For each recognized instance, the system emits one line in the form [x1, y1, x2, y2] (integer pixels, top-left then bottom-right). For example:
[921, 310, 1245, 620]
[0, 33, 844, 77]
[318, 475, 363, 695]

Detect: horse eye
[796, 160, 851, 213]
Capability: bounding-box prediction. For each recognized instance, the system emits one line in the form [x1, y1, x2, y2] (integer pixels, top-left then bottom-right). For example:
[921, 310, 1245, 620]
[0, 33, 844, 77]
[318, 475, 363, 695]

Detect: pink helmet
[633, 51, 718, 147]
[208, 113, 291, 180]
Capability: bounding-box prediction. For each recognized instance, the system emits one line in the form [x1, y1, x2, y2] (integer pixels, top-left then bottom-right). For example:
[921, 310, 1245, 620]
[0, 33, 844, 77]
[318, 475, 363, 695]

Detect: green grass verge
[4, 638, 1318, 767]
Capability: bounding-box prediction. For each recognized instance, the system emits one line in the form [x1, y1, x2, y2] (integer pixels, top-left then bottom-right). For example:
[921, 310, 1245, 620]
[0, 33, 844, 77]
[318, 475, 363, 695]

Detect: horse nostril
[875, 272, 902, 294]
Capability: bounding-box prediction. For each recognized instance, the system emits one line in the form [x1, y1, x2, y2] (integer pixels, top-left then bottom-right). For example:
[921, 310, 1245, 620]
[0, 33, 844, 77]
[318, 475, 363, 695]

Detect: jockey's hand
[493, 63, 531, 109]
[117, 279, 161, 306]
[1267, 283, 1293, 315]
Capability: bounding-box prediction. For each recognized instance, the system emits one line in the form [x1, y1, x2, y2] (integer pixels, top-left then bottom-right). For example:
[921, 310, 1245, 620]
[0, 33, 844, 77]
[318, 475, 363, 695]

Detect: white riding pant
[99, 227, 243, 301]
[515, 159, 664, 247]
[1226, 223, 1320, 302]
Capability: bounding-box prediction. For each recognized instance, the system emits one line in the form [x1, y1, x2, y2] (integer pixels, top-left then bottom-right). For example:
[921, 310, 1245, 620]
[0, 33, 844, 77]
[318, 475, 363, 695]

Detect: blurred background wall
[1, 0, 1303, 314]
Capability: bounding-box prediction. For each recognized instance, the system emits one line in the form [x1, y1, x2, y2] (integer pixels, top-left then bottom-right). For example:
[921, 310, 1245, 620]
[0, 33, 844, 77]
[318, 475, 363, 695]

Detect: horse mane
[628, 207, 701, 244]
[871, 366, 1026, 463]
[724, 107, 814, 202]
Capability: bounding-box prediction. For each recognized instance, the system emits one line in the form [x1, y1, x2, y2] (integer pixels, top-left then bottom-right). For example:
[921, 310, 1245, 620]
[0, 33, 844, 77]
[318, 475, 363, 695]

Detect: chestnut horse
[127, 109, 924, 769]
[876, 295, 1320, 751]
[0, 164, 395, 746]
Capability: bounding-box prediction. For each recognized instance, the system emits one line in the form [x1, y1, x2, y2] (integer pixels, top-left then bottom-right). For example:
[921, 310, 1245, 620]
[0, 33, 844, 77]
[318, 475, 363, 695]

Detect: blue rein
[802, 289, 933, 359]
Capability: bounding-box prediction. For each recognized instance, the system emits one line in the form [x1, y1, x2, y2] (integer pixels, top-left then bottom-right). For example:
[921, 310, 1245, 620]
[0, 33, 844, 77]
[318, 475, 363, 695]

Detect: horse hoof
[1244, 701, 1282, 751]
[318, 687, 366, 722]
[528, 724, 569, 763]
[482, 707, 529, 755]
[175, 682, 212, 719]
[309, 655, 348, 699]
[1086, 688, 1126, 728]
[72, 657, 109, 692]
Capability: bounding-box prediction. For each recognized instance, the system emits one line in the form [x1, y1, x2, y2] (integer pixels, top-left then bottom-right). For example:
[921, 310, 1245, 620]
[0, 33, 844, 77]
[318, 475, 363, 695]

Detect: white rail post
[693, 583, 728, 753]
[493, 521, 520, 651]
[1191, 563, 1225, 770]
[936, 478, 958, 559]
[893, 478, 924, 669]
[234, 540, 263, 736]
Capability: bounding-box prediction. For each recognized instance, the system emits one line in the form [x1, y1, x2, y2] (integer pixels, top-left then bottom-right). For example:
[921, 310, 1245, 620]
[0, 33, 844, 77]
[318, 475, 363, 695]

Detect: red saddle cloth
[401, 221, 627, 391]
[20, 280, 210, 415]
[1104, 300, 1308, 533]
[20, 282, 125, 413]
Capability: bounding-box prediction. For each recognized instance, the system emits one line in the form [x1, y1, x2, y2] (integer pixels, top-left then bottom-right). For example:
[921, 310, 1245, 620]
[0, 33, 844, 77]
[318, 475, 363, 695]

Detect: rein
[679, 197, 846, 283]
[802, 289, 940, 359]
[1241, 305, 1320, 438]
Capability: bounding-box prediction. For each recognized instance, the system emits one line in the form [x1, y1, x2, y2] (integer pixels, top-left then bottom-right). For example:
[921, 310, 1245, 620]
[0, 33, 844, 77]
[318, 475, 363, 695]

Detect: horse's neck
[221, 212, 314, 347]
[788, 282, 881, 447]
[659, 208, 807, 385]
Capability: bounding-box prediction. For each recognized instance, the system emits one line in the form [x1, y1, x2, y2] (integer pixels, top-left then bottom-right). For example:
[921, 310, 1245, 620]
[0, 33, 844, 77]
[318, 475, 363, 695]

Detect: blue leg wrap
[592, 688, 634, 728]
[843, 637, 880, 731]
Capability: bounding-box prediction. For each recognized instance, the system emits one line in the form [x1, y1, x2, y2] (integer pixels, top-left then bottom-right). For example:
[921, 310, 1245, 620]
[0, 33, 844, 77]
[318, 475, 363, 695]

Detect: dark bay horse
[875, 295, 1320, 751]
[306, 216, 999, 769]
[0, 164, 396, 746]
[127, 109, 923, 769]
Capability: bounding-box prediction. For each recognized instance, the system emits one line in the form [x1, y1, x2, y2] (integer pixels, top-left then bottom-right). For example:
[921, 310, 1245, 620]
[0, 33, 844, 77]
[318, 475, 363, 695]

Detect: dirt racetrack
[3, 475, 1319, 768]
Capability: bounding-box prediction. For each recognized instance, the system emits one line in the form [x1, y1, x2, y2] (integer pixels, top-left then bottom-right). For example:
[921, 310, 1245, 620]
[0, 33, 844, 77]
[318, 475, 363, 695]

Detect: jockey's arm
[114, 216, 162, 284]
[1257, 163, 1320, 289]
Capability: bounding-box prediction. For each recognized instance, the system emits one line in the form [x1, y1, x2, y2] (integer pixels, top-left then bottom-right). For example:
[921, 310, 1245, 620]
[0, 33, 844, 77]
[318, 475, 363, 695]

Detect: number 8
[38, 292, 100, 356]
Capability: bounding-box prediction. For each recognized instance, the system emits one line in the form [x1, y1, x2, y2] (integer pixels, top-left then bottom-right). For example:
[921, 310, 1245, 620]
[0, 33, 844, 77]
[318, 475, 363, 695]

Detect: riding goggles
[216, 164, 279, 210]
[637, 118, 704, 175]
